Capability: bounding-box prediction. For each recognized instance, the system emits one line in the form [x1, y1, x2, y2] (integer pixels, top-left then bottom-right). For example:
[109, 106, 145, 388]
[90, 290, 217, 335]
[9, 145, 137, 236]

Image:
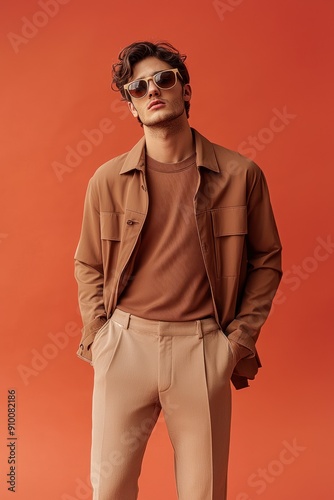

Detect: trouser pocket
[91, 318, 123, 371]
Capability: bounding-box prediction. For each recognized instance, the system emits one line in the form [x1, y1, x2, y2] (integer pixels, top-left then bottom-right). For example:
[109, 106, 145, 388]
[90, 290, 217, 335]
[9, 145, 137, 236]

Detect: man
[74, 41, 282, 500]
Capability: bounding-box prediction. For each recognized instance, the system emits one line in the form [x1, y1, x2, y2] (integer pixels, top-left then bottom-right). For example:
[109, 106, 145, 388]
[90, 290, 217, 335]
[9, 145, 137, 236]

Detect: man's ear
[183, 84, 192, 102]
[128, 100, 138, 118]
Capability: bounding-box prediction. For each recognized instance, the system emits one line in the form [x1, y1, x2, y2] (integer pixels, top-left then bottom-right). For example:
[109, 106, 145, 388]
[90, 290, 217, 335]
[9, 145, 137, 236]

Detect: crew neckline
[146, 152, 197, 173]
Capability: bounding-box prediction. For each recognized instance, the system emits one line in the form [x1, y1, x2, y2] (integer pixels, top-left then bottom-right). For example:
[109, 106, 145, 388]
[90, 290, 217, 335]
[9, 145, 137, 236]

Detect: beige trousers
[90, 308, 238, 500]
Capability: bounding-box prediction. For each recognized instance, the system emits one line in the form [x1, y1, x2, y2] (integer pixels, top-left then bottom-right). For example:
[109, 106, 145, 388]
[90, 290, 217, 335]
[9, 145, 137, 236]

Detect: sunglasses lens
[126, 70, 179, 98]
[128, 80, 147, 98]
[155, 70, 176, 88]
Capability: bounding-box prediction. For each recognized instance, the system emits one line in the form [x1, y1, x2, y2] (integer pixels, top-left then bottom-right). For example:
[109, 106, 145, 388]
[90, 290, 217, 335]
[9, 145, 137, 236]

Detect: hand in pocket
[228, 338, 253, 364]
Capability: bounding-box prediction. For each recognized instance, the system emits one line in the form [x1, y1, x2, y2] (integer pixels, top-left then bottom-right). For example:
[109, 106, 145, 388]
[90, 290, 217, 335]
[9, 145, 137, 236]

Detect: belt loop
[124, 312, 131, 330]
[196, 320, 203, 339]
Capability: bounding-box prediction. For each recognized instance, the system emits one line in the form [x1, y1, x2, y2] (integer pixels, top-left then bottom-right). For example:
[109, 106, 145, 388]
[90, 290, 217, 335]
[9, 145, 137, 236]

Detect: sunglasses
[124, 68, 183, 99]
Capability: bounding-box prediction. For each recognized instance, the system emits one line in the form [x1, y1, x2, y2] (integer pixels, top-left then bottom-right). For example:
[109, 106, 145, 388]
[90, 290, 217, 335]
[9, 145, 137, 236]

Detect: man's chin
[142, 110, 184, 129]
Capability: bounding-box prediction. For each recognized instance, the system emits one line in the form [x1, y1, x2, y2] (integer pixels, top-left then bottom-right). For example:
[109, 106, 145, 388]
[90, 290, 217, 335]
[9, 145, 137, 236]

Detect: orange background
[1, 0, 333, 498]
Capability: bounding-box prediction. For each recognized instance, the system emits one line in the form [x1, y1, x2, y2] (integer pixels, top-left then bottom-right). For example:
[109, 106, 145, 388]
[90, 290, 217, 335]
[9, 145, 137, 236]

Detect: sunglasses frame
[124, 68, 183, 99]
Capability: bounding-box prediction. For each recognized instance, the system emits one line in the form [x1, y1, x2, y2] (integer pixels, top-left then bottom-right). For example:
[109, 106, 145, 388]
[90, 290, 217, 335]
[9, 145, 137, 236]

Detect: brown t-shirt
[117, 152, 214, 321]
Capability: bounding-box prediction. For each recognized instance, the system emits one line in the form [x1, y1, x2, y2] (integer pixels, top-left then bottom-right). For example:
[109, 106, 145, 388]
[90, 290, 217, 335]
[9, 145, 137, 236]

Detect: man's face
[126, 56, 191, 128]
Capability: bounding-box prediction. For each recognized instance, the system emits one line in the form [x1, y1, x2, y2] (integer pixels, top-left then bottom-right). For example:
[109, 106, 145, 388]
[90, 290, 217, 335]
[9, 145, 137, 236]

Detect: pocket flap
[212, 206, 247, 237]
[100, 212, 124, 241]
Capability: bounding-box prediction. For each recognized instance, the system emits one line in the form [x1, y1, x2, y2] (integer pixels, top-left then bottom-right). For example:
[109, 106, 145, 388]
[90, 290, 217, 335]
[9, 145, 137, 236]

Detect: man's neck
[143, 119, 195, 164]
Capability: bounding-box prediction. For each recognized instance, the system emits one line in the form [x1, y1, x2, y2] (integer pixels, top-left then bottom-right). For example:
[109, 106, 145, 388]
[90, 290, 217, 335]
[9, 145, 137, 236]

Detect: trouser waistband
[111, 308, 220, 339]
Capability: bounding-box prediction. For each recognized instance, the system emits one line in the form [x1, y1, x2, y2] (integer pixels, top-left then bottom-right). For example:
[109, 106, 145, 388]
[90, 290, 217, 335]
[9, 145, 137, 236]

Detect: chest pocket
[100, 212, 124, 274]
[211, 206, 247, 278]
[100, 212, 124, 241]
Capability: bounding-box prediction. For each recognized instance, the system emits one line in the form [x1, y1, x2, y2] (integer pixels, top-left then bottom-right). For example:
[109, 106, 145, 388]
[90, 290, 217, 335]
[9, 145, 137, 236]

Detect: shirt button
[127, 220, 134, 225]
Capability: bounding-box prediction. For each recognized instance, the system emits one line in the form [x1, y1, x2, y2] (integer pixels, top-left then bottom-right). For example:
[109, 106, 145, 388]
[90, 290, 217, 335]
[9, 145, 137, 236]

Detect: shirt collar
[119, 128, 220, 174]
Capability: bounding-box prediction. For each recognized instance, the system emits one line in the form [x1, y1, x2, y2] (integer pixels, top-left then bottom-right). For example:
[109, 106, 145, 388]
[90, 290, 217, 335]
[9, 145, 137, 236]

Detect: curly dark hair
[111, 41, 190, 118]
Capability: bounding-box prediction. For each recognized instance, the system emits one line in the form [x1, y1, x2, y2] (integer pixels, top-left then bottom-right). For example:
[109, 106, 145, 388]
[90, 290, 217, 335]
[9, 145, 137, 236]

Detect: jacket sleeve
[225, 163, 283, 359]
[74, 177, 107, 352]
